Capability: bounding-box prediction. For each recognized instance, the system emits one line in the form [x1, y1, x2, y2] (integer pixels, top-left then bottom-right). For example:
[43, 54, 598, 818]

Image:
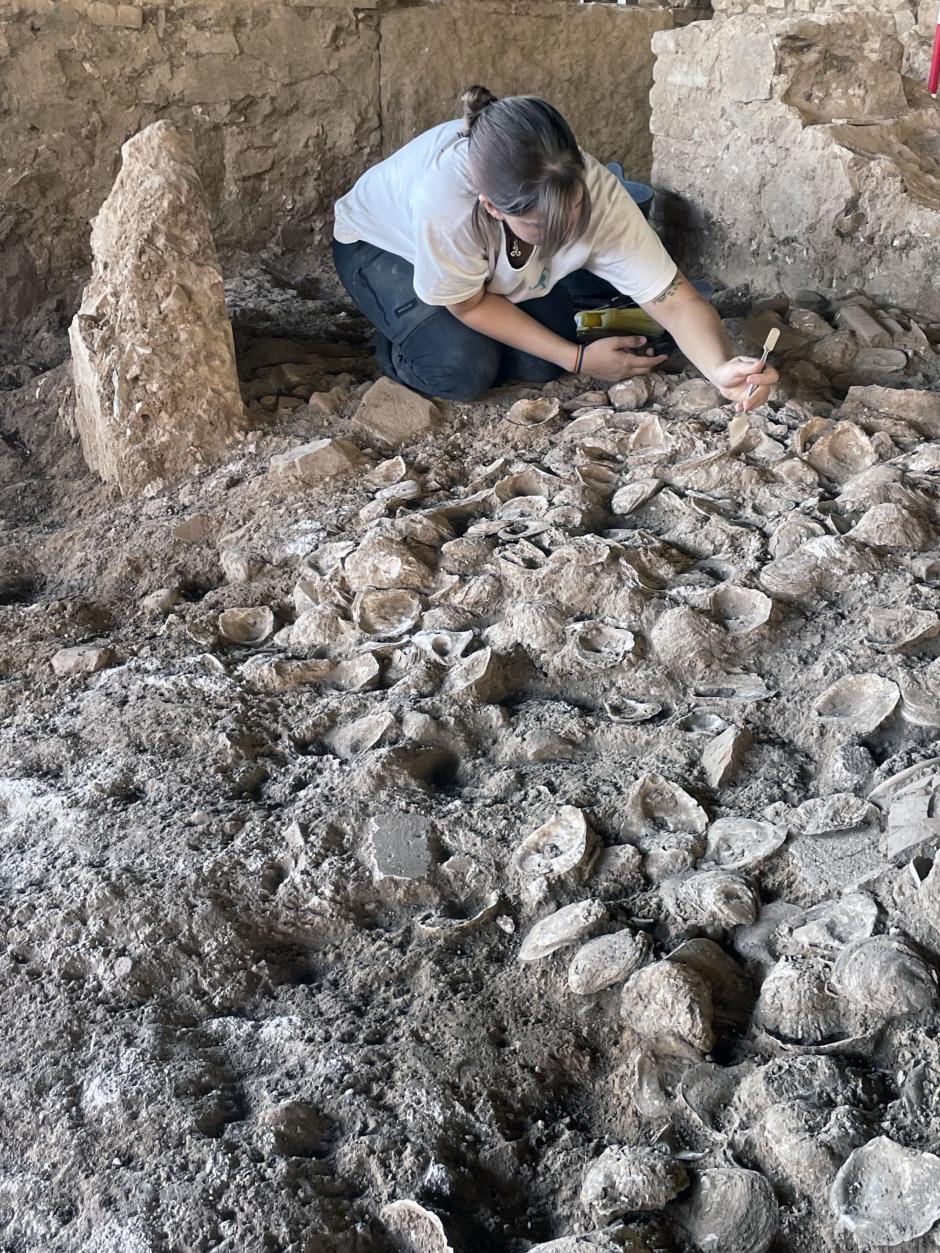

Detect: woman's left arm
[639, 272, 778, 413]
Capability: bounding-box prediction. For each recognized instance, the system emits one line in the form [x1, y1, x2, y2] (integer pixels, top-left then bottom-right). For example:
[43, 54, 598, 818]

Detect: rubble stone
[269, 438, 366, 485]
[51, 644, 117, 677]
[68, 121, 246, 496]
[353, 377, 441, 446]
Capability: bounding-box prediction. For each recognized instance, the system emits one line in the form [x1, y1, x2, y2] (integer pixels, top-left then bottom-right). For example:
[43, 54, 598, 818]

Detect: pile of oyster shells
[212, 341, 940, 1252]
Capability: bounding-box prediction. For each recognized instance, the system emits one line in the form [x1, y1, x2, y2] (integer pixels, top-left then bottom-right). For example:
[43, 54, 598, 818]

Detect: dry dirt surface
[3, 271, 940, 1253]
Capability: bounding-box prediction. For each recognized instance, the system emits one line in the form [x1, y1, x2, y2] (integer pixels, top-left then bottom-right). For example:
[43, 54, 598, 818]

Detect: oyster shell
[753, 956, 844, 1045]
[774, 892, 878, 959]
[513, 806, 597, 889]
[790, 793, 879, 836]
[284, 605, 359, 657]
[814, 673, 900, 734]
[670, 937, 753, 1028]
[603, 698, 663, 724]
[768, 516, 826, 560]
[677, 710, 729, 735]
[746, 1100, 869, 1199]
[802, 421, 878, 482]
[650, 605, 726, 670]
[867, 606, 940, 652]
[344, 536, 433, 592]
[899, 662, 940, 726]
[759, 536, 873, 600]
[622, 774, 708, 838]
[518, 899, 607, 963]
[411, 629, 474, 666]
[416, 891, 501, 939]
[830, 1138, 940, 1249]
[568, 928, 651, 995]
[352, 588, 422, 639]
[627, 1033, 703, 1118]
[831, 935, 938, 1015]
[702, 818, 786, 871]
[611, 478, 661, 515]
[580, 1146, 688, 1221]
[486, 601, 567, 657]
[679, 1168, 779, 1253]
[441, 646, 504, 701]
[710, 585, 774, 635]
[218, 606, 274, 644]
[661, 869, 759, 934]
[327, 711, 396, 759]
[642, 831, 705, 882]
[846, 503, 936, 551]
[566, 620, 637, 669]
[504, 396, 561, 427]
[620, 960, 715, 1052]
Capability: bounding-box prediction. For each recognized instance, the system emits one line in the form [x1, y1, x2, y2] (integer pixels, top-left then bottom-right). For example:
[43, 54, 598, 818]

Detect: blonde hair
[458, 85, 592, 260]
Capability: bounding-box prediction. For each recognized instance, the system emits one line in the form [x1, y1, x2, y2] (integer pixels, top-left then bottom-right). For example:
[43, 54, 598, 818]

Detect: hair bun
[460, 85, 498, 135]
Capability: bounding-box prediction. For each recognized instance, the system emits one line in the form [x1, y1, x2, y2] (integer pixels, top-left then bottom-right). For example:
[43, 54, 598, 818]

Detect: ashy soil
[2, 266, 940, 1253]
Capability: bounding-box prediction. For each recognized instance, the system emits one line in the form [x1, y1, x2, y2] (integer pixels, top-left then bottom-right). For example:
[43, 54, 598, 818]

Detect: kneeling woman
[333, 86, 776, 409]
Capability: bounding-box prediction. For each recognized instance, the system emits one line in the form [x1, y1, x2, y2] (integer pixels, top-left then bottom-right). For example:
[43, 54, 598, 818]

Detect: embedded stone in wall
[68, 120, 246, 496]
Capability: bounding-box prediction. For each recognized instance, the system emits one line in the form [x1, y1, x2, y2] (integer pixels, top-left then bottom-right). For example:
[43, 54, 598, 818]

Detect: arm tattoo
[650, 274, 682, 304]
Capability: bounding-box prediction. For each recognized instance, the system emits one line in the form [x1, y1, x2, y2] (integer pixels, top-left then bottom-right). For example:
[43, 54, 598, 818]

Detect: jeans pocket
[355, 249, 438, 344]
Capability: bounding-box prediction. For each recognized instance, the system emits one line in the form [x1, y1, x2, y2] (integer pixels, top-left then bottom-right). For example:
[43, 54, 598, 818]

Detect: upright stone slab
[68, 120, 246, 495]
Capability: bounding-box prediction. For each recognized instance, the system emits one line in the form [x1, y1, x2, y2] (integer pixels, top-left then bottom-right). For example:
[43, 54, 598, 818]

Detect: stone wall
[0, 0, 672, 324]
[709, 0, 936, 79]
[650, 12, 940, 317]
[379, 2, 671, 173]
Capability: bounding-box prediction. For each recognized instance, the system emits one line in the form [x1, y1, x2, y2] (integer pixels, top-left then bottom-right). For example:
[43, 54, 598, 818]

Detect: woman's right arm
[448, 289, 667, 383]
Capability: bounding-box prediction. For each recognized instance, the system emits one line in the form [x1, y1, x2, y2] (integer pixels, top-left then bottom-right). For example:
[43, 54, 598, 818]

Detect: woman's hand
[711, 356, 780, 413]
[582, 336, 669, 383]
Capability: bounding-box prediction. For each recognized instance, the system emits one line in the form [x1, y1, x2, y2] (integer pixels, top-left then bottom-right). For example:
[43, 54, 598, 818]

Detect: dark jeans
[332, 238, 617, 403]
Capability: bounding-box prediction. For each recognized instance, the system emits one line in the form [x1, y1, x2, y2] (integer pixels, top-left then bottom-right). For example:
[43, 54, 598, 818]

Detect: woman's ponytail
[459, 85, 498, 136]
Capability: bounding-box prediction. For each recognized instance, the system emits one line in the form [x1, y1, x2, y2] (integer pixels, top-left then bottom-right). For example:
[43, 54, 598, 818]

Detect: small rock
[218, 606, 274, 644]
[307, 385, 350, 417]
[353, 377, 441, 446]
[141, 587, 180, 616]
[702, 725, 751, 789]
[269, 437, 366, 484]
[51, 644, 117, 677]
[328, 712, 397, 760]
[220, 548, 264, 582]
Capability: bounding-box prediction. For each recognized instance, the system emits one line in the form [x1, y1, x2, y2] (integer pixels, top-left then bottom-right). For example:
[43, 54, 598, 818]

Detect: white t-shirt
[333, 120, 677, 308]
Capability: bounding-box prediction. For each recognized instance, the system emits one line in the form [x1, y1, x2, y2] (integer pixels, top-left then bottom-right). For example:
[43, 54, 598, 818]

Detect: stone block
[68, 121, 246, 496]
[87, 3, 144, 29]
[353, 377, 441, 446]
[51, 644, 117, 677]
[269, 437, 366, 484]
